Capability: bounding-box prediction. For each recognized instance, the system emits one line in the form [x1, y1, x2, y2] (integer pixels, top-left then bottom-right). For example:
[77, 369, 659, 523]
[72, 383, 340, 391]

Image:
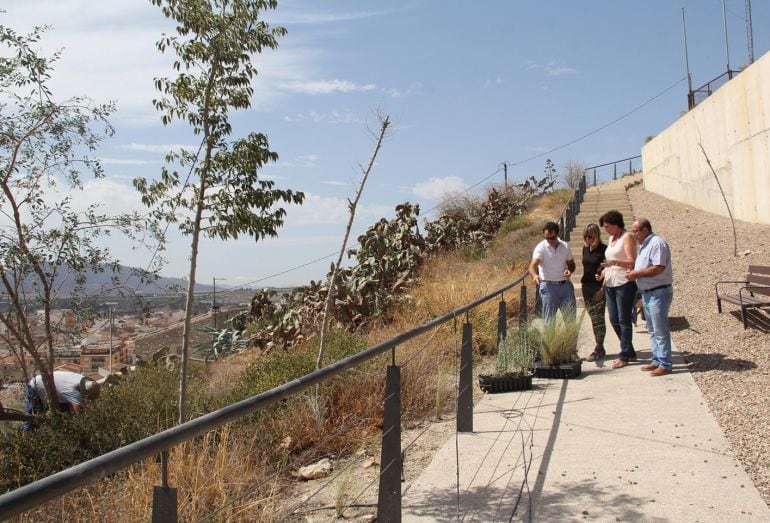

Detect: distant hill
[15, 265, 215, 297]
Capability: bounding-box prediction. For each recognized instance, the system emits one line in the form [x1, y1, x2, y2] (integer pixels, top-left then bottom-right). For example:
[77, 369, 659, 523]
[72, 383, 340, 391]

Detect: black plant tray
[534, 360, 582, 379]
[478, 373, 533, 393]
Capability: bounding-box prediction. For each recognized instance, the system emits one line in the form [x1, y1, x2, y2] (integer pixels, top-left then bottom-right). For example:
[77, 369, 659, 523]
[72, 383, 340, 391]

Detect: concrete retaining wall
[642, 51, 770, 225]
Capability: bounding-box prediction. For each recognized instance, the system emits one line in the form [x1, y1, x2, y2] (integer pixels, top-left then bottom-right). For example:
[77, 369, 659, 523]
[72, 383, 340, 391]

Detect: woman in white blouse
[599, 210, 638, 369]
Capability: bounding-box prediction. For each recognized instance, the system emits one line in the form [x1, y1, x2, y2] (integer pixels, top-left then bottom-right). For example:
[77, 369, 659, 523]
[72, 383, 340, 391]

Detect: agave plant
[539, 313, 582, 366]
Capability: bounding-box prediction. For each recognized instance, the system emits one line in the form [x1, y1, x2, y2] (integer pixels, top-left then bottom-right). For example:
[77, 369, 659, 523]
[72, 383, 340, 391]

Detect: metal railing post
[377, 365, 402, 522]
[497, 300, 507, 346]
[457, 322, 474, 433]
[629, 159, 632, 176]
[152, 451, 177, 523]
[613, 163, 617, 180]
[519, 285, 528, 327]
[593, 168, 597, 186]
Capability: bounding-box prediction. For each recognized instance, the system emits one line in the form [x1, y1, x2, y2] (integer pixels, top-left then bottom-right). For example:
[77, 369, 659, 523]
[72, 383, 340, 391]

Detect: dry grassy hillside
[13, 189, 571, 522]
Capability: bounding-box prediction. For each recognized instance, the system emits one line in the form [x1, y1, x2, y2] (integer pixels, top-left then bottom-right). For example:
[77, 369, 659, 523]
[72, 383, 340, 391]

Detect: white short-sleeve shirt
[532, 238, 573, 281]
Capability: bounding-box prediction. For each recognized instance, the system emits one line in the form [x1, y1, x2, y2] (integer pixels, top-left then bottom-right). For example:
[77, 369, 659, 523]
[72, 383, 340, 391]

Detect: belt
[641, 283, 671, 293]
[542, 280, 568, 284]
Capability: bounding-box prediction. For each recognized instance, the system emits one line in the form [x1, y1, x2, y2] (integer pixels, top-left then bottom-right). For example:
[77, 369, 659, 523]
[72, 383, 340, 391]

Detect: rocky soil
[628, 186, 770, 506]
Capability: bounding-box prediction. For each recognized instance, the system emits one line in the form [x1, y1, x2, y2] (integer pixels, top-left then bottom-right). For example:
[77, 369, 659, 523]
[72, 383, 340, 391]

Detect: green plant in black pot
[479, 324, 540, 393]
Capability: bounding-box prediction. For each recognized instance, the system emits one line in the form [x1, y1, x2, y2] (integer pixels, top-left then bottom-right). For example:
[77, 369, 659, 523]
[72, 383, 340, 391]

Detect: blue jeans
[605, 281, 637, 360]
[538, 281, 576, 323]
[642, 285, 674, 370]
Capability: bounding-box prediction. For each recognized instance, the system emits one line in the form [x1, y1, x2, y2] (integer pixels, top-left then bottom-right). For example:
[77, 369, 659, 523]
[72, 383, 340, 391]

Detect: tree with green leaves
[135, 0, 304, 423]
[0, 25, 150, 419]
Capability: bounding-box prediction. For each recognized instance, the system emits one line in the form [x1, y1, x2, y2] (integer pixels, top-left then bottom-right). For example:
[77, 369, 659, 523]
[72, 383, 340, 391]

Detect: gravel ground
[628, 186, 770, 507]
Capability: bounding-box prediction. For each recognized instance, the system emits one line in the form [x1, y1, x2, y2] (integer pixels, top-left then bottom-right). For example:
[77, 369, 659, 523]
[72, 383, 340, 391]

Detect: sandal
[586, 348, 606, 362]
[612, 359, 628, 369]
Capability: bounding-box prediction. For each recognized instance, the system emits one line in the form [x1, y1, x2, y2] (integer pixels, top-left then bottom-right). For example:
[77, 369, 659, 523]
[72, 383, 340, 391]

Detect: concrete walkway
[401, 177, 770, 521]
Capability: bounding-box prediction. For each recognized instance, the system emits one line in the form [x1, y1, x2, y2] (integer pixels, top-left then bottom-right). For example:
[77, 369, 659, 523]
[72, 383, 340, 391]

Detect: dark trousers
[582, 284, 606, 349]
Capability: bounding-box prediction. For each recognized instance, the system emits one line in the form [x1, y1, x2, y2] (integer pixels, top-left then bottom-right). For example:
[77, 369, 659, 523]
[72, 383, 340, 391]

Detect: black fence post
[377, 365, 402, 522]
[457, 323, 474, 433]
[497, 300, 507, 345]
[613, 163, 617, 180]
[152, 451, 177, 523]
[628, 159, 632, 176]
[519, 285, 528, 327]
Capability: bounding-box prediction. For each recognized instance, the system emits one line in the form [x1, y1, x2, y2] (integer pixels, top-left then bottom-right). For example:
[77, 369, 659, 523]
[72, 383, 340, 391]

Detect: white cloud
[482, 76, 503, 89]
[99, 157, 153, 166]
[119, 143, 200, 154]
[284, 110, 363, 124]
[272, 8, 401, 25]
[412, 176, 468, 200]
[321, 181, 350, 187]
[384, 82, 423, 98]
[282, 193, 392, 226]
[280, 79, 377, 95]
[526, 61, 578, 77]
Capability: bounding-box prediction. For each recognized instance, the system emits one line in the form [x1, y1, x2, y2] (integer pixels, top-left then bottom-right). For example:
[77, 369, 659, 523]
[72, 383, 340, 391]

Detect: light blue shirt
[634, 233, 673, 290]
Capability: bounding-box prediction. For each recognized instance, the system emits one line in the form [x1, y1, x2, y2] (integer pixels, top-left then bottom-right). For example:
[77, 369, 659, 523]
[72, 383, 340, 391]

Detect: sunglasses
[544, 235, 559, 241]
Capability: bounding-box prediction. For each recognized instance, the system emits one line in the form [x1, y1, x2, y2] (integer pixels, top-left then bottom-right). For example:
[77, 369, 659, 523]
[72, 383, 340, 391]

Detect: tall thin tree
[136, 0, 304, 423]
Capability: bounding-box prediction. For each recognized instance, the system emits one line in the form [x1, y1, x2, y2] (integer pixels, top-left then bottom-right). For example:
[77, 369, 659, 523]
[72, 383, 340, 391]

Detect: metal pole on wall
[745, 0, 754, 64]
[682, 8, 694, 109]
[722, 0, 732, 77]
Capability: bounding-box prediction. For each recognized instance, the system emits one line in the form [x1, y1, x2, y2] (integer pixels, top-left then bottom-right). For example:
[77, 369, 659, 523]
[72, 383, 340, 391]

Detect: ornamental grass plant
[538, 312, 583, 366]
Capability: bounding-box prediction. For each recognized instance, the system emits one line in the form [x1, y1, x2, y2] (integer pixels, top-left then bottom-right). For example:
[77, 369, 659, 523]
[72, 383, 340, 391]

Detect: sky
[3, 0, 769, 290]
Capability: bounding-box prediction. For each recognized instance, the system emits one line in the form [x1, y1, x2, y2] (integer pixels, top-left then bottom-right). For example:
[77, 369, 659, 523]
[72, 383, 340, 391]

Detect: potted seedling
[535, 313, 583, 379]
[479, 324, 540, 393]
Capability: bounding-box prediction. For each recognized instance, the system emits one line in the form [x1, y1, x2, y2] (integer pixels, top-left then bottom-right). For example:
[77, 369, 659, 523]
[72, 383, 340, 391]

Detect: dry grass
[13, 191, 567, 521]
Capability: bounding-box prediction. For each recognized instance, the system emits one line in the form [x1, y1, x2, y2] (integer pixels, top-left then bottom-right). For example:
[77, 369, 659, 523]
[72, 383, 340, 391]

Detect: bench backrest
[747, 265, 770, 296]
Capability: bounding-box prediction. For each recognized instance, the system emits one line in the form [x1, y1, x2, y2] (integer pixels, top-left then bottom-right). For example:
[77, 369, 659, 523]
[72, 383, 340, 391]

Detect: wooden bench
[715, 265, 770, 329]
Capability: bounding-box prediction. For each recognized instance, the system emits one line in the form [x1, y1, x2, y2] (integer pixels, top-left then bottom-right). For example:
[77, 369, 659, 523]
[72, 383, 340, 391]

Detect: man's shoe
[650, 367, 672, 377]
[641, 364, 658, 371]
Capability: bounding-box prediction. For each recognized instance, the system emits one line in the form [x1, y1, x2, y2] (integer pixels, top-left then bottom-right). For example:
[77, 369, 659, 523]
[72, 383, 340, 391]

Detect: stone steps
[566, 175, 639, 307]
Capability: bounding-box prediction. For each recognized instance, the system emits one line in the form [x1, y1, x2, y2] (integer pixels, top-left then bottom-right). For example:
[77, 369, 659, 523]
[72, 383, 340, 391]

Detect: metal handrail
[0, 272, 530, 520]
[584, 155, 641, 171]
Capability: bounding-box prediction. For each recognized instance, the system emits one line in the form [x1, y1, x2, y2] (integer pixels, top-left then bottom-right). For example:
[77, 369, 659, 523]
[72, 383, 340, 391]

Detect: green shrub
[0, 365, 209, 489]
[229, 328, 368, 402]
[497, 215, 532, 237]
[496, 325, 540, 375]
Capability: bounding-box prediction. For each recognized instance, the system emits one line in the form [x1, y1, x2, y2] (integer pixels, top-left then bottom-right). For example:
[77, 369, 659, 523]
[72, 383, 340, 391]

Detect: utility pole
[212, 277, 226, 329]
[501, 162, 509, 192]
[105, 302, 119, 374]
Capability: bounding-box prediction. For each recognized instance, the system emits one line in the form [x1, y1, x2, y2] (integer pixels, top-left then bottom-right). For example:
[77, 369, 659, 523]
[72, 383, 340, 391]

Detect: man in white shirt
[23, 370, 101, 431]
[528, 221, 576, 322]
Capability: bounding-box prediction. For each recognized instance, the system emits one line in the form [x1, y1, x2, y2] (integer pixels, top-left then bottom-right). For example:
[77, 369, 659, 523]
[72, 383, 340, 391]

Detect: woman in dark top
[582, 223, 607, 361]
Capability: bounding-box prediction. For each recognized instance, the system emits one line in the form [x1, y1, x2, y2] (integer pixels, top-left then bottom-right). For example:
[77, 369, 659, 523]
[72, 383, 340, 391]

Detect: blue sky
[4, 1, 769, 289]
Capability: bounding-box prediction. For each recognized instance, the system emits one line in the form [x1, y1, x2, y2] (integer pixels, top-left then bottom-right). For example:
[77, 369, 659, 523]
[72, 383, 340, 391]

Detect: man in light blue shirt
[627, 218, 674, 376]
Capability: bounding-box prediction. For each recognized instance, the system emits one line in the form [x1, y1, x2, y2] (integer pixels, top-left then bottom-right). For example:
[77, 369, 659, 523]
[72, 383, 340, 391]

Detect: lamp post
[104, 302, 119, 374]
[212, 278, 226, 329]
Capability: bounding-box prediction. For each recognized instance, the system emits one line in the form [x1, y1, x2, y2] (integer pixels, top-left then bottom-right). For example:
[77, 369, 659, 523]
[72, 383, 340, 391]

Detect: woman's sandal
[612, 359, 628, 369]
